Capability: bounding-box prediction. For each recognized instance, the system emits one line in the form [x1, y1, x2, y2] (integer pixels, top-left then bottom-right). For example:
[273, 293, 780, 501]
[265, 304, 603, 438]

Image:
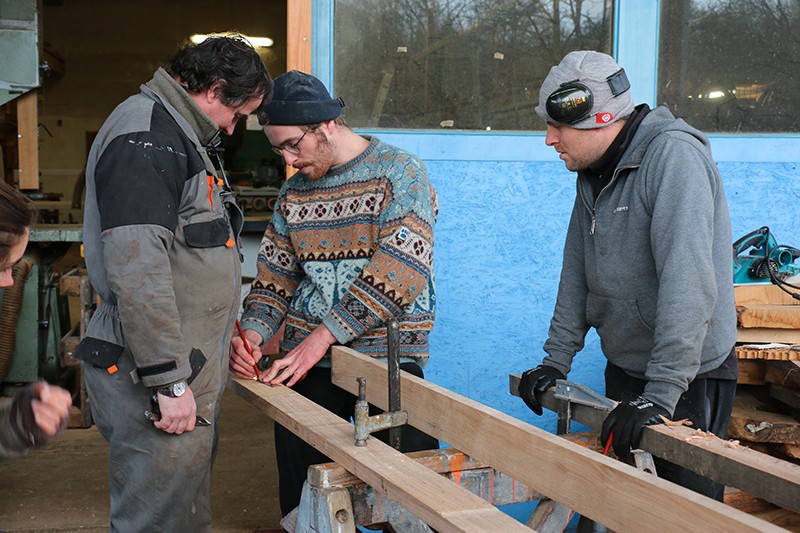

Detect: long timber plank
[331, 346, 779, 533]
[508, 373, 800, 513]
[227, 377, 531, 533]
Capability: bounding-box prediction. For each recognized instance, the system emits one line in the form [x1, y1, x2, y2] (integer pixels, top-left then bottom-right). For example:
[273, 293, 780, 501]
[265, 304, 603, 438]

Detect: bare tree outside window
[659, 0, 800, 133]
[334, 0, 614, 131]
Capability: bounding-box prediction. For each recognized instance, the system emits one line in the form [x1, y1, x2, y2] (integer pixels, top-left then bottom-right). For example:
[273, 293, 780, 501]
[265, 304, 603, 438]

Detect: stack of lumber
[735, 282, 800, 348]
[732, 282, 800, 466]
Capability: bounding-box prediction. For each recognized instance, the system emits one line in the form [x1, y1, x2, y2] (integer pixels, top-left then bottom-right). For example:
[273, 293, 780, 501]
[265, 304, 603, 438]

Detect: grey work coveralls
[77, 69, 242, 532]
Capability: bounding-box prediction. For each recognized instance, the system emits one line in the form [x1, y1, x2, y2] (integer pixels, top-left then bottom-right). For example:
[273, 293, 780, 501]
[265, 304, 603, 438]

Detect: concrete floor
[0, 388, 283, 532]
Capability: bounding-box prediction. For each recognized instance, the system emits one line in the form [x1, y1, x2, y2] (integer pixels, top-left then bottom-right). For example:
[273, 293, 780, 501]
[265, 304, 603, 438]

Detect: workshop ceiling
[39, 0, 287, 117]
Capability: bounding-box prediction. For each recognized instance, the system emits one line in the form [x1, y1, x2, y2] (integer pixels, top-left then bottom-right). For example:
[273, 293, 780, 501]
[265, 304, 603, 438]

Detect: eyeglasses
[271, 127, 315, 156]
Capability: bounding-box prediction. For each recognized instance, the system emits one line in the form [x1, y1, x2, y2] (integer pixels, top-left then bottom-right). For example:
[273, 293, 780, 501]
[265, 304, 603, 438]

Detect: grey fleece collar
[145, 68, 219, 146]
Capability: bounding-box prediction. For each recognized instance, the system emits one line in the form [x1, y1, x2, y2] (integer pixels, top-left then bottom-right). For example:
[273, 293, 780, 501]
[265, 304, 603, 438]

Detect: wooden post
[283, 0, 313, 180]
[286, 0, 312, 73]
[16, 91, 39, 190]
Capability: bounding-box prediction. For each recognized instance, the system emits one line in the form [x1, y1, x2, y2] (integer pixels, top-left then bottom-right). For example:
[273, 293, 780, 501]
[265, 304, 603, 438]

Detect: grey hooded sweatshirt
[542, 105, 737, 414]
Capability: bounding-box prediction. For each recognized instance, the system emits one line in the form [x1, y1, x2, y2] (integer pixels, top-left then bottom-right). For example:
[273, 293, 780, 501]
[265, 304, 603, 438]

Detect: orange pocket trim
[107, 365, 118, 375]
[206, 174, 215, 207]
[225, 237, 235, 248]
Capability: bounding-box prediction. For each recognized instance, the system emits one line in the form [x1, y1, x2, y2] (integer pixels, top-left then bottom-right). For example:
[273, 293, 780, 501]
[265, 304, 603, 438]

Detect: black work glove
[600, 396, 670, 463]
[518, 365, 566, 415]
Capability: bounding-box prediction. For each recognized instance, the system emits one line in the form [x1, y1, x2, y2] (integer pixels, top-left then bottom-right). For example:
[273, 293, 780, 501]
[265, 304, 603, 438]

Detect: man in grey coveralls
[77, 35, 271, 532]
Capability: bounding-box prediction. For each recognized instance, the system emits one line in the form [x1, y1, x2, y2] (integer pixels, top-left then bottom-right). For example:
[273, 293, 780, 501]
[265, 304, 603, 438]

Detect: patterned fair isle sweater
[241, 137, 437, 366]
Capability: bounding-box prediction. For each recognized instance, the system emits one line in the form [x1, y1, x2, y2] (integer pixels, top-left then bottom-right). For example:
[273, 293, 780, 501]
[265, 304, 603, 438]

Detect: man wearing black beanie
[230, 70, 440, 517]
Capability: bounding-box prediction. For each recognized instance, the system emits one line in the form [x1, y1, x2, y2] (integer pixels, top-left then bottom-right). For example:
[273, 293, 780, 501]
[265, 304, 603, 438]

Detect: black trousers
[274, 363, 440, 516]
[604, 362, 736, 501]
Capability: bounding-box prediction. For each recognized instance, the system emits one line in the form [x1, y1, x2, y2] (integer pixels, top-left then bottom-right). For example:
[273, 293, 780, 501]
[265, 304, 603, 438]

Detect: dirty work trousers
[83, 347, 226, 533]
[274, 363, 440, 516]
[604, 361, 737, 501]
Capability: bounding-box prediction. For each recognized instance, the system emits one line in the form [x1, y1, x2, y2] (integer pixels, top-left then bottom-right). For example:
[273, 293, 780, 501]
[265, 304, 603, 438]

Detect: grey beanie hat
[535, 50, 634, 129]
[259, 70, 344, 126]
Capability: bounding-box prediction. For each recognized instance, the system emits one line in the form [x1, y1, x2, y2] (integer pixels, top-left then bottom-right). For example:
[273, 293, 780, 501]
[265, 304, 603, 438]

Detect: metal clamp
[353, 318, 408, 447]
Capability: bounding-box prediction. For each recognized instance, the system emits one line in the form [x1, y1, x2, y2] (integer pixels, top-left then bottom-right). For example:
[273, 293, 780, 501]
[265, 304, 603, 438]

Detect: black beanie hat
[260, 70, 344, 125]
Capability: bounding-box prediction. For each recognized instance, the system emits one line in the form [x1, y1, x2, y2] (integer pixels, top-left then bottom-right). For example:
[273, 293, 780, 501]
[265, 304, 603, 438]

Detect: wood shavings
[683, 429, 743, 449]
[661, 417, 692, 427]
[685, 429, 716, 443]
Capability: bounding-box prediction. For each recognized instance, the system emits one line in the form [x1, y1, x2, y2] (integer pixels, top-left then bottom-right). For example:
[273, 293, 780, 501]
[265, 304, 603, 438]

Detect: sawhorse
[281, 442, 639, 532]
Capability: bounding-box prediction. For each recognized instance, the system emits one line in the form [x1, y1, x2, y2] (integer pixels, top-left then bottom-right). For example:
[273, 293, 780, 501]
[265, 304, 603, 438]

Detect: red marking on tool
[236, 319, 260, 378]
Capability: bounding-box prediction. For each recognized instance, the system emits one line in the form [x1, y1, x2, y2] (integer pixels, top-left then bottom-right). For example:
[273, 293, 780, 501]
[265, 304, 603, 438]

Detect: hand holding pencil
[229, 320, 265, 380]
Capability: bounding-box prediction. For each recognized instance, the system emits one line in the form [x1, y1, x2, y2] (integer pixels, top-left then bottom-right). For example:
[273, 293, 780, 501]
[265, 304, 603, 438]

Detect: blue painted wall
[418, 155, 800, 434]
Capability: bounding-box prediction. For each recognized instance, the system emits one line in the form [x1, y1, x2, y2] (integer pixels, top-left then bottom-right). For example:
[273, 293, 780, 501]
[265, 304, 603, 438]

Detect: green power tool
[732, 226, 800, 284]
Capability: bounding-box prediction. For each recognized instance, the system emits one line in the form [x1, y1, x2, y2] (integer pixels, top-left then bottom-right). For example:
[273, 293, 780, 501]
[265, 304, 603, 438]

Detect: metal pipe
[354, 377, 370, 446]
[387, 318, 401, 449]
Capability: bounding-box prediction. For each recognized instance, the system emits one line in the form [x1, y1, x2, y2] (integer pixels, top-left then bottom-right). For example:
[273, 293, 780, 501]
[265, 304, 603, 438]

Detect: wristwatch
[156, 380, 187, 398]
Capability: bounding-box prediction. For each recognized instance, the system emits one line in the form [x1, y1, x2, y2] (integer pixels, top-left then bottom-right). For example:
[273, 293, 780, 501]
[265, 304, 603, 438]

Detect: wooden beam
[16, 91, 39, 190]
[737, 360, 766, 385]
[729, 388, 800, 444]
[737, 327, 800, 344]
[765, 361, 800, 388]
[307, 449, 543, 526]
[508, 373, 800, 514]
[735, 283, 800, 306]
[738, 304, 800, 329]
[226, 377, 531, 533]
[308, 448, 488, 488]
[331, 347, 779, 532]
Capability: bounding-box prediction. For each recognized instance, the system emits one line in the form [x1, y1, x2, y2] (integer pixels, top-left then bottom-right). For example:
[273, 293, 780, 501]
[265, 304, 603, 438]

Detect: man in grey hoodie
[518, 51, 737, 500]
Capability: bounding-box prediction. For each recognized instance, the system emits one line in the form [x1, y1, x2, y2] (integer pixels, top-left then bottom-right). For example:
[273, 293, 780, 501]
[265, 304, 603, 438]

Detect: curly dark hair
[0, 181, 36, 264]
[166, 33, 273, 109]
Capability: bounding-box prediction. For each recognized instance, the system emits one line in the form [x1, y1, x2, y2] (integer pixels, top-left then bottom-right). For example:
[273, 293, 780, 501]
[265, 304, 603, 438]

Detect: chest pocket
[184, 217, 234, 248]
[182, 173, 238, 249]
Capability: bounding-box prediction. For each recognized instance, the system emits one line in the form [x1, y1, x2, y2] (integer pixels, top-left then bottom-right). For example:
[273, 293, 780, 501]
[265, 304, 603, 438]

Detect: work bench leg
[385, 507, 433, 532]
[526, 498, 574, 532]
[285, 482, 356, 532]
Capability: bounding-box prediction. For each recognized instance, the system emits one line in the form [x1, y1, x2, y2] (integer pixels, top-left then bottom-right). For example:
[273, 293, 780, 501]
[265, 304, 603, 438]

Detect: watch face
[173, 381, 186, 396]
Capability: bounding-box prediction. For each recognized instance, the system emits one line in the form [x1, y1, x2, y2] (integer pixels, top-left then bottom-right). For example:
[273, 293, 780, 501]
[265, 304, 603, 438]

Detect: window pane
[334, 0, 614, 131]
[658, 0, 800, 133]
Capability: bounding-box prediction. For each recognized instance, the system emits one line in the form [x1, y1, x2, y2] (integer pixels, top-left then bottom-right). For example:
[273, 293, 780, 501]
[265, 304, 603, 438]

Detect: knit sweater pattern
[242, 137, 437, 365]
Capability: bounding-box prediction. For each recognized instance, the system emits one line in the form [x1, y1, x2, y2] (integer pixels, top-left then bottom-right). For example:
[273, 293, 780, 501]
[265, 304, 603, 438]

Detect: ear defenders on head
[545, 68, 631, 124]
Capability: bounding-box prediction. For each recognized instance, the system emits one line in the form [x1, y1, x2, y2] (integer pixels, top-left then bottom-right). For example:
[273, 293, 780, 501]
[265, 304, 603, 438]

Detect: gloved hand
[518, 365, 566, 415]
[601, 396, 670, 463]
